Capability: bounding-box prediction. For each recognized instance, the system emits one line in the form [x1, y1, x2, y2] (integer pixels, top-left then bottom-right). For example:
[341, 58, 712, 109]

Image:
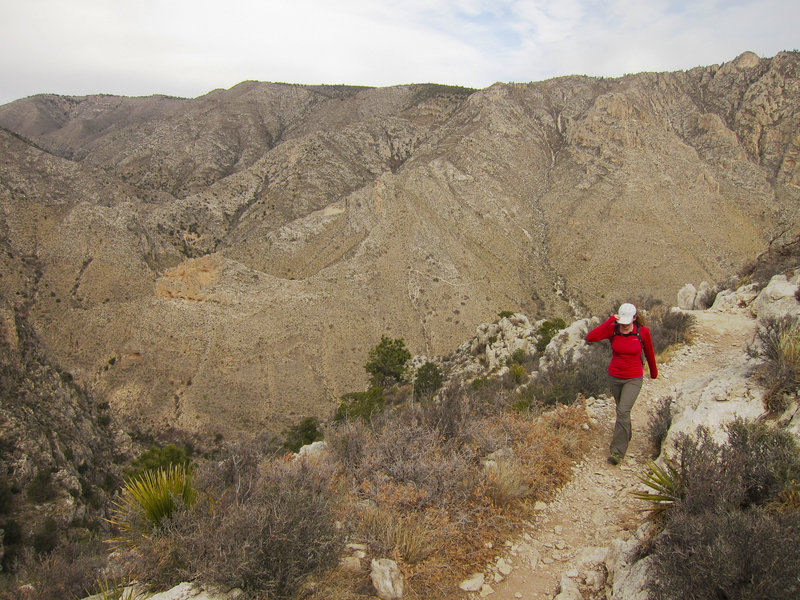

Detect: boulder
[751, 272, 800, 321]
[370, 558, 404, 600]
[677, 284, 697, 310]
[695, 281, 717, 309]
[295, 440, 328, 460]
[710, 284, 759, 312]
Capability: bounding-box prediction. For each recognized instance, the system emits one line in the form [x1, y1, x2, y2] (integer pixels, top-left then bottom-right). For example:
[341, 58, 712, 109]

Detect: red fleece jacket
[586, 316, 658, 379]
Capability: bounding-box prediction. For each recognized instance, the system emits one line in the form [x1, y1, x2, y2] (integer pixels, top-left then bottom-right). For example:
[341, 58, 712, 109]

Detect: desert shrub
[506, 348, 529, 366]
[417, 382, 476, 443]
[749, 315, 800, 412]
[535, 318, 566, 352]
[647, 396, 673, 458]
[16, 539, 105, 600]
[722, 418, 800, 507]
[183, 458, 344, 598]
[124, 444, 190, 482]
[108, 465, 196, 549]
[281, 416, 323, 453]
[647, 306, 695, 354]
[325, 419, 370, 474]
[509, 363, 527, 385]
[193, 441, 262, 502]
[642, 419, 800, 599]
[648, 508, 800, 600]
[365, 336, 411, 387]
[498, 310, 515, 319]
[26, 468, 56, 502]
[334, 386, 385, 422]
[413, 361, 443, 400]
[349, 421, 478, 509]
[527, 344, 607, 406]
[32, 517, 59, 555]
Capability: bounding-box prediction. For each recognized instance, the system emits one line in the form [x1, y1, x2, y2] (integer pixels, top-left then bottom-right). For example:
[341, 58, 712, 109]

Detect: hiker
[586, 302, 657, 465]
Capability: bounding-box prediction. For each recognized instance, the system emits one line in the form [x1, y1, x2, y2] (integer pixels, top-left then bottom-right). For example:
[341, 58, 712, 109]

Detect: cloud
[0, 0, 797, 105]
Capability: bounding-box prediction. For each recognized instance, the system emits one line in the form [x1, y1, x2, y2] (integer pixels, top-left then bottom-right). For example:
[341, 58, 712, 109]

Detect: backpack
[610, 324, 644, 364]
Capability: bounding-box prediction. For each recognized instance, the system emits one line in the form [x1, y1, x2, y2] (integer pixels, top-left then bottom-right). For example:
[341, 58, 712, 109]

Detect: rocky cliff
[0, 51, 798, 438]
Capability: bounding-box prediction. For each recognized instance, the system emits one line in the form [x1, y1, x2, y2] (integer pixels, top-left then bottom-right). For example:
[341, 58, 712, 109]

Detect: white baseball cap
[617, 303, 637, 325]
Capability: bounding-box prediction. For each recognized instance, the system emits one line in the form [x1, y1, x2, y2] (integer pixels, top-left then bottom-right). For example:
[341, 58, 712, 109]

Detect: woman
[586, 302, 657, 465]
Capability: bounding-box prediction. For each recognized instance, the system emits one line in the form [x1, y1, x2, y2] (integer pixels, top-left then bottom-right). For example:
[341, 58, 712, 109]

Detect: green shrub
[365, 336, 411, 387]
[414, 361, 443, 400]
[124, 444, 190, 482]
[507, 348, 528, 365]
[281, 417, 324, 453]
[510, 363, 527, 385]
[498, 310, 515, 319]
[334, 386, 385, 422]
[535, 318, 566, 352]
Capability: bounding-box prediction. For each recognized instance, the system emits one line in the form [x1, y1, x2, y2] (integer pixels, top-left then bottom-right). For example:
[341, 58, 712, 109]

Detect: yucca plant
[87, 573, 151, 600]
[633, 457, 684, 516]
[107, 464, 197, 549]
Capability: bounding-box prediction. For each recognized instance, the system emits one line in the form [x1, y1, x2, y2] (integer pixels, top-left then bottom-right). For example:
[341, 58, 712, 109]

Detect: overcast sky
[1, 0, 797, 106]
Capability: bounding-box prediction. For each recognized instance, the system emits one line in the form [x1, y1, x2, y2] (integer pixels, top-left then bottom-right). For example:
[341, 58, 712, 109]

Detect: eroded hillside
[0, 52, 798, 437]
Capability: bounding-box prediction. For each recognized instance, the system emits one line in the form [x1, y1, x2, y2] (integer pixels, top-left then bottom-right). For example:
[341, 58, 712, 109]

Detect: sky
[1, 0, 798, 106]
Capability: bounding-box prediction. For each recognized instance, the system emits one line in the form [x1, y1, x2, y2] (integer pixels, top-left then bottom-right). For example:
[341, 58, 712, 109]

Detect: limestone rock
[752, 273, 800, 321]
[554, 574, 583, 600]
[137, 583, 244, 600]
[677, 284, 697, 310]
[295, 440, 328, 459]
[711, 284, 760, 312]
[370, 558, 404, 600]
[459, 573, 485, 592]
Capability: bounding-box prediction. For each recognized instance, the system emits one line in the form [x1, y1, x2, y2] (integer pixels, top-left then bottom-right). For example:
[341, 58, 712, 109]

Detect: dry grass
[316, 399, 594, 599]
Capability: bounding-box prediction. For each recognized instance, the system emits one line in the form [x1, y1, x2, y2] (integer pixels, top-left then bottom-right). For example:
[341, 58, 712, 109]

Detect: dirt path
[474, 309, 757, 600]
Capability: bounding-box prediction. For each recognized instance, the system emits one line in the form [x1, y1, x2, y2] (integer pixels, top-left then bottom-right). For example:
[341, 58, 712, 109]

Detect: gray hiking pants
[609, 376, 643, 458]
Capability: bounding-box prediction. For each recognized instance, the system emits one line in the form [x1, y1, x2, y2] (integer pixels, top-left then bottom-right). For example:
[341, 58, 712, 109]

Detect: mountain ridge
[0, 51, 798, 437]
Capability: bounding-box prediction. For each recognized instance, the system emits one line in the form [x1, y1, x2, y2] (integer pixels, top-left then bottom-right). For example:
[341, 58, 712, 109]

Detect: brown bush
[15, 540, 105, 600]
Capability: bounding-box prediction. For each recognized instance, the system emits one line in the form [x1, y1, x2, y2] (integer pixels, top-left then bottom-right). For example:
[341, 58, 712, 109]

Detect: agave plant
[107, 464, 196, 549]
[633, 457, 684, 516]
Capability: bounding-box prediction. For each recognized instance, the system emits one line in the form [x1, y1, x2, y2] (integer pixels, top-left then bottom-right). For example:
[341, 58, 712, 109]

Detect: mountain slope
[0, 52, 798, 437]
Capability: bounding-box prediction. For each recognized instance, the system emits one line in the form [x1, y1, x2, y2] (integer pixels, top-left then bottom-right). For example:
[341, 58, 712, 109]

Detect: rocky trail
[469, 309, 758, 600]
